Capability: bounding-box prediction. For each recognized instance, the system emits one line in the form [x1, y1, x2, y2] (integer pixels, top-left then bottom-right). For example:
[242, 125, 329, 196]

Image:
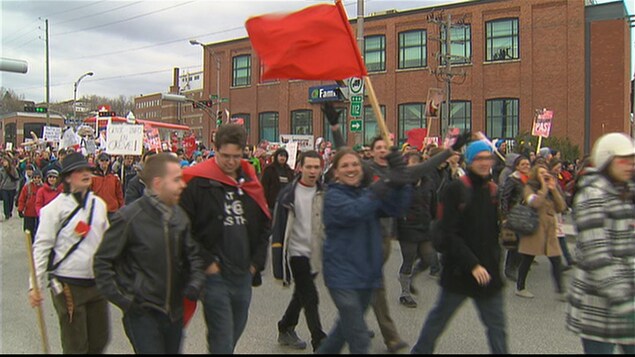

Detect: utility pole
[355, 0, 364, 146]
[428, 12, 468, 137]
[45, 19, 50, 126]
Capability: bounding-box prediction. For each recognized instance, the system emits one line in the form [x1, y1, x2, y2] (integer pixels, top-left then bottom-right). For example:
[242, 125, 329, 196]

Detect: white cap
[591, 132, 635, 170]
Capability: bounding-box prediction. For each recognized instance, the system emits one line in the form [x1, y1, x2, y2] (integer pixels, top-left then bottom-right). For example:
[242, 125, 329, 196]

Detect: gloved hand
[321, 102, 341, 126]
[451, 131, 472, 152]
[385, 167, 414, 188]
[184, 285, 202, 301]
[252, 271, 262, 287]
[384, 147, 406, 170]
[18, 211, 24, 218]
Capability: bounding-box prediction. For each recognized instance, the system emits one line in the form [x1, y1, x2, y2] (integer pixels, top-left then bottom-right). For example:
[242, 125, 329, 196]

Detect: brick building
[0, 112, 64, 147]
[193, 0, 631, 152]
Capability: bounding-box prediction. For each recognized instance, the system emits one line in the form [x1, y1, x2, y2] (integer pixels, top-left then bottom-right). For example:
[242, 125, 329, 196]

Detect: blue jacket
[322, 183, 411, 290]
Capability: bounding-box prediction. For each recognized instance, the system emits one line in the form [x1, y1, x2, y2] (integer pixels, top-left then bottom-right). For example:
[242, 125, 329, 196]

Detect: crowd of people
[1, 105, 633, 354]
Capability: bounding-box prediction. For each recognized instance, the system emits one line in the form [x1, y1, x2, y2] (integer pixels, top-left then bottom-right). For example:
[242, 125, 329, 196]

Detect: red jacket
[18, 182, 43, 217]
[92, 169, 124, 213]
[35, 183, 63, 216]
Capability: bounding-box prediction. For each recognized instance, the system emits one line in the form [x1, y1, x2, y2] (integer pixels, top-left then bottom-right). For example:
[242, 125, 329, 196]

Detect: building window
[259, 112, 278, 143]
[486, 18, 519, 61]
[448, 101, 472, 131]
[486, 98, 518, 138]
[231, 113, 250, 139]
[363, 105, 386, 145]
[232, 55, 251, 87]
[441, 24, 471, 65]
[398, 103, 424, 145]
[398, 30, 426, 69]
[364, 35, 386, 72]
[259, 62, 278, 83]
[291, 110, 312, 135]
[4, 122, 16, 144]
[323, 108, 347, 145]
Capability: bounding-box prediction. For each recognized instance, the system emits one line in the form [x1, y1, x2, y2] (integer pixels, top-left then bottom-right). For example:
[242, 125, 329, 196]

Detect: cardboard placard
[106, 124, 144, 155]
[284, 141, 299, 169]
[279, 134, 314, 152]
[43, 126, 62, 143]
[532, 110, 553, 138]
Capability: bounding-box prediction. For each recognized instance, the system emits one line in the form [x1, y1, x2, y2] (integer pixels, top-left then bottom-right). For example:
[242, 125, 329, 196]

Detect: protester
[180, 124, 271, 354]
[124, 151, 157, 205]
[35, 169, 62, 216]
[42, 148, 66, 178]
[91, 153, 124, 220]
[112, 155, 137, 195]
[94, 153, 206, 354]
[0, 155, 20, 220]
[316, 148, 412, 354]
[395, 152, 436, 308]
[538, 147, 553, 163]
[411, 140, 507, 354]
[17, 163, 35, 201]
[492, 139, 508, 182]
[28, 152, 111, 353]
[17, 169, 43, 238]
[271, 150, 327, 351]
[515, 164, 567, 300]
[566, 132, 635, 354]
[261, 148, 295, 211]
[499, 155, 530, 281]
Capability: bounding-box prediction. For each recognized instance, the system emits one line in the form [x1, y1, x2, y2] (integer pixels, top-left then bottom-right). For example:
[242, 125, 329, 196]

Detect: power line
[54, 1, 196, 36]
[3, 26, 40, 45]
[3, 20, 39, 42]
[66, 26, 245, 60]
[54, 2, 144, 25]
[10, 36, 41, 51]
[45, 0, 107, 18]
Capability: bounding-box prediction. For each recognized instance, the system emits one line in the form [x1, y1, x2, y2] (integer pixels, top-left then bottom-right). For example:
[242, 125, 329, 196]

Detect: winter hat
[47, 169, 59, 177]
[465, 140, 493, 165]
[26, 164, 36, 171]
[97, 152, 110, 162]
[538, 147, 551, 158]
[61, 153, 91, 174]
[591, 132, 635, 170]
[31, 170, 43, 178]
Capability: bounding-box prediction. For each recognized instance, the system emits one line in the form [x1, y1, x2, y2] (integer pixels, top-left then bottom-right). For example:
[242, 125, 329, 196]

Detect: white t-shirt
[288, 183, 317, 258]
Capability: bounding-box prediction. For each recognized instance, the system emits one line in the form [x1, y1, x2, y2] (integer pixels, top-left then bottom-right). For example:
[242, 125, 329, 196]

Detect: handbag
[504, 203, 539, 236]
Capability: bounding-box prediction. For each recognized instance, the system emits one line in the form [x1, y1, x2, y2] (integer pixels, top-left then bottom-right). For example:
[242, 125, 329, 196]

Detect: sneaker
[399, 295, 417, 308]
[387, 340, 408, 353]
[515, 289, 535, 299]
[278, 330, 307, 350]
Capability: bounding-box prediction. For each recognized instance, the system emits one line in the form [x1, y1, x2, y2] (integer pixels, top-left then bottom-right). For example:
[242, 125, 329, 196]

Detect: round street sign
[349, 77, 364, 95]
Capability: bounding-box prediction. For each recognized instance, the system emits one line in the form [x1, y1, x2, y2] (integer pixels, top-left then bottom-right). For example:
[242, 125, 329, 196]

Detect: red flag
[246, 0, 367, 81]
[406, 128, 428, 151]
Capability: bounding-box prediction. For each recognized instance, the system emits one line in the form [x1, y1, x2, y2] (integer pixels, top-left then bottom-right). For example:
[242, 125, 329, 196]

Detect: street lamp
[190, 39, 221, 122]
[73, 71, 94, 121]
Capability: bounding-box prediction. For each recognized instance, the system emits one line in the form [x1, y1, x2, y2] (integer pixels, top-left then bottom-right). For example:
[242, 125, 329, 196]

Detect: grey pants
[371, 235, 403, 346]
[51, 283, 110, 354]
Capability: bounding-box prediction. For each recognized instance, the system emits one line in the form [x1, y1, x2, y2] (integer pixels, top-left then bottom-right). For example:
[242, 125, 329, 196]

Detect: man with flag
[180, 124, 271, 354]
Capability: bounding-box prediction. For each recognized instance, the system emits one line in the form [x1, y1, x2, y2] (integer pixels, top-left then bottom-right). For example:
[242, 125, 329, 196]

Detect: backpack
[431, 175, 498, 254]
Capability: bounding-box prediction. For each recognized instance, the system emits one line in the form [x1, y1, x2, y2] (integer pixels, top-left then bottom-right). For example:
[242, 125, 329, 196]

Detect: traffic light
[24, 106, 47, 113]
[216, 118, 222, 127]
[98, 111, 117, 117]
[205, 100, 214, 108]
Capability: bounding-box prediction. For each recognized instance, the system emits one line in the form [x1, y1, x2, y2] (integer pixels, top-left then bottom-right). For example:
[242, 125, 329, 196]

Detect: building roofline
[0, 112, 65, 120]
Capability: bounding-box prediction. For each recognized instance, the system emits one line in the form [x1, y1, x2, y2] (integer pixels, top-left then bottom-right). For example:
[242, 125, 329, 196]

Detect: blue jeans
[411, 289, 508, 354]
[122, 308, 183, 354]
[582, 338, 635, 354]
[316, 288, 373, 354]
[202, 272, 252, 354]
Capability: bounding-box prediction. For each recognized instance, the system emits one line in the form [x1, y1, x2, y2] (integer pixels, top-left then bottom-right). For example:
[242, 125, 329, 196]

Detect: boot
[398, 274, 417, 308]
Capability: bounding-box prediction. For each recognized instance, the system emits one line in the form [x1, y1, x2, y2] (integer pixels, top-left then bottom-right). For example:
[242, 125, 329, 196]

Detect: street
[1, 215, 582, 354]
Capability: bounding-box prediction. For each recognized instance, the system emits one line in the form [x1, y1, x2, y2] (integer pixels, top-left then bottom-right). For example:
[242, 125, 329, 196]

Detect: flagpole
[25, 230, 50, 354]
[363, 76, 393, 147]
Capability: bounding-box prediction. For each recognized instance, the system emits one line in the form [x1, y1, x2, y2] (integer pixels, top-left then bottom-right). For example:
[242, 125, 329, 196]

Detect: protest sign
[106, 124, 144, 155]
[443, 128, 460, 149]
[60, 128, 80, 149]
[279, 134, 314, 152]
[423, 136, 439, 147]
[284, 141, 299, 169]
[405, 128, 428, 151]
[532, 110, 553, 138]
[42, 126, 62, 143]
[425, 88, 444, 118]
[144, 127, 162, 151]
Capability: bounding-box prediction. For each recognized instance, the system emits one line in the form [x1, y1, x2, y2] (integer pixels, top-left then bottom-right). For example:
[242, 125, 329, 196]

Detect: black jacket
[499, 172, 525, 218]
[261, 157, 295, 210]
[179, 177, 270, 273]
[439, 171, 503, 297]
[93, 195, 206, 322]
[124, 175, 145, 205]
[397, 175, 436, 242]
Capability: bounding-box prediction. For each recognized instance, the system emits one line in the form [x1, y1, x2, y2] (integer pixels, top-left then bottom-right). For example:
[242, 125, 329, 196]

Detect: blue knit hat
[465, 140, 493, 164]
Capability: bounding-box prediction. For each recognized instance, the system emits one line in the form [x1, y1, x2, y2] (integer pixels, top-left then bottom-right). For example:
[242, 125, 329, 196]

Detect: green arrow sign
[350, 119, 362, 132]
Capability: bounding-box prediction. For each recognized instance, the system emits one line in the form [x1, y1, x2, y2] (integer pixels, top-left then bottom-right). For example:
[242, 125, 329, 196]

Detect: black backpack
[431, 175, 498, 254]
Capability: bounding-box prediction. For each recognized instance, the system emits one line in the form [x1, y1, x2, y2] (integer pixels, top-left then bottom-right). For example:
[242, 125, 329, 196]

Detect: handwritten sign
[279, 134, 314, 152]
[532, 110, 553, 138]
[106, 124, 143, 155]
[284, 141, 299, 170]
[43, 126, 62, 143]
[144, 127, 162, 151]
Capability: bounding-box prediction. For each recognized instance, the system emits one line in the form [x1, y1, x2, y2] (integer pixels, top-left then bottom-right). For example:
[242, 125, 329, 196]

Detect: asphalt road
[1, 214, 583, 354]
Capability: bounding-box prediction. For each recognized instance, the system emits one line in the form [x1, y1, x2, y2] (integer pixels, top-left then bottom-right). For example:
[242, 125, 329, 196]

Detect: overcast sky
[1, 0, 633, 104]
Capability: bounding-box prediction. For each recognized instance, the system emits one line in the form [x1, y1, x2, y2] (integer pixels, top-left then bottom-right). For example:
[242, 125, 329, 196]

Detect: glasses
[217, 152, 242, 161]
